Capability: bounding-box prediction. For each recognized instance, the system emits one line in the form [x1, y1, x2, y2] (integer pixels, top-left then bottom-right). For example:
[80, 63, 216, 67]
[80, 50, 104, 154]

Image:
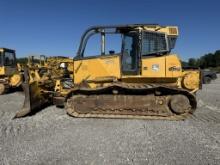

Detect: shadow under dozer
[14, 68, 53, 118]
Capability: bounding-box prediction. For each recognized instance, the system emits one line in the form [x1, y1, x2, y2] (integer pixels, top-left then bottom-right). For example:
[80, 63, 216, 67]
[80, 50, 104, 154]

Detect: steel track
[65, 83, 197, 120]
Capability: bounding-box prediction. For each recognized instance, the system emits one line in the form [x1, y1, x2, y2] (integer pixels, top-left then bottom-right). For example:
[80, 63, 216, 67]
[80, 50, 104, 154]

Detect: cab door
[121, 32, 140, 75]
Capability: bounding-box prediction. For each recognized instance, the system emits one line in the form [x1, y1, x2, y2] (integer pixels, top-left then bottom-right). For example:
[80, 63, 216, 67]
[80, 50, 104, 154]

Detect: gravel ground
[0, 76, 220, 165]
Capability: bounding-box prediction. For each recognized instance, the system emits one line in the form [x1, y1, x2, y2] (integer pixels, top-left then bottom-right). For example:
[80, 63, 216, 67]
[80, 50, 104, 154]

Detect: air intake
[169, 27, 178, 35]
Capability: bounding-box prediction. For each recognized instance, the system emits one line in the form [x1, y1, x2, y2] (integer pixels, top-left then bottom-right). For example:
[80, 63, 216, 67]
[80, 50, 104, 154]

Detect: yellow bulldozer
[0, 48, 23, 94]
[25, 55, 73, 79]
[15, 24, 202, 120]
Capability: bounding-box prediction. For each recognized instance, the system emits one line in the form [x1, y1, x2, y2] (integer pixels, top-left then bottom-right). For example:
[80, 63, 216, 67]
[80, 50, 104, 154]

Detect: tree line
[187, 50, 220, 68]
[17, 57, 28, 64]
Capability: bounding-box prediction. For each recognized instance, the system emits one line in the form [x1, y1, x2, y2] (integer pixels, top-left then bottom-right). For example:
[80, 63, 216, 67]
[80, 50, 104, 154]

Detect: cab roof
[0, 48, 15, 52]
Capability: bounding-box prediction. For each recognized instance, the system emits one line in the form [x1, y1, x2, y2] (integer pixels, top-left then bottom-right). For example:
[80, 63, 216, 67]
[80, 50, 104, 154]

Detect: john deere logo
[152, 64, 159, 71]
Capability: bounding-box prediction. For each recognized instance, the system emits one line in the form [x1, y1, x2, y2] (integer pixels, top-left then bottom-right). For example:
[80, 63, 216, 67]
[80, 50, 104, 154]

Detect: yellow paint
[181, 70, 200, 90]
[141, 56, 166, 77]
[142, 26, 178, 36]
[46, 56, 74, 79]
[55, 79, 62, 92]
[165, 54, 182, 77]
[72, 53, 199, 91]
[136, 54, 182, 78]
[0, 67, 5, 75]
[0, 48, 23, 88]
[74, 55, 121, 84]
[0, 66, 17, 76]
[9, 73, 22, 87]
[63, 25, 200, 93]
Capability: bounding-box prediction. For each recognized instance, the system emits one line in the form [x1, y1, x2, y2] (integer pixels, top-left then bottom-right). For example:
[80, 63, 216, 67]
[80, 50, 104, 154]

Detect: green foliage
[16, 58, 28, 64]
[187, 50, 220, 69]
[188, 58, 197, 67]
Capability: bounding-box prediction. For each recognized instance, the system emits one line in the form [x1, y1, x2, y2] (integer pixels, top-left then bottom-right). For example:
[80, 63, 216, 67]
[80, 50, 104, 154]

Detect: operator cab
[0, 48, 16, 67]
[75, 25, 178, 76]
[73, 25, 179, 84]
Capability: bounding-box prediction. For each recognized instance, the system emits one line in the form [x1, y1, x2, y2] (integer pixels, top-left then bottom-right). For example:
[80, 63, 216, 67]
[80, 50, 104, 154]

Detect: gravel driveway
[0, 76, 220, 165]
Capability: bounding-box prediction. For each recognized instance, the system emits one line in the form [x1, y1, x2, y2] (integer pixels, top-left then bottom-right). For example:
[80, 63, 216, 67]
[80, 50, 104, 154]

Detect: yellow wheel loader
[15, 24, 202, 120]
[27, 55, 47, 68]
[0, 48, 23, 94]
[46, 56, 74, 79]
[26, 55, 73, 79]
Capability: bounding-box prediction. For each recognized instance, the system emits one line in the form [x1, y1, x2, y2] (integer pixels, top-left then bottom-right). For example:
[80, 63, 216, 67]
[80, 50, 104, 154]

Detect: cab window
[142, 32, 167, 56]
[83, 33, 122, 58]
[105, 34, 121, 55]
[4, 52, 16, 66]
[83, 33, 100, 57]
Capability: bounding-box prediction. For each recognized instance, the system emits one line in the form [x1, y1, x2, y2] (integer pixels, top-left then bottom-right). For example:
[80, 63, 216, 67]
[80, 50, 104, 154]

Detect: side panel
[0, 67, 16, 76]
[141, 56, 166, 77]
[74, 55, 121, 84]
[165, 54, 182, 78]
[3, 66, 17, 76]
[141, 54, 182, 78]
[0, 67, 5, 76]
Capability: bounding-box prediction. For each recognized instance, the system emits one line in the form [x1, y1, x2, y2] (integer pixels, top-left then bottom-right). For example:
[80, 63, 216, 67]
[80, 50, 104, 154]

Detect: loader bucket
[14, 68, 50, 118]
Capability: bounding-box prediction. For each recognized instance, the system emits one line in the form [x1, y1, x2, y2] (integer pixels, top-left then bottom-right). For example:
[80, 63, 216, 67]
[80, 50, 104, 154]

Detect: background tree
[186, 50, 220, 69]
[188, 58, 197, 67]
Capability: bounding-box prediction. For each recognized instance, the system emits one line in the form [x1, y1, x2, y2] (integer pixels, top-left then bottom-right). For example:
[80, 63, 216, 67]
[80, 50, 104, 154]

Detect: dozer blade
[14, 68, 50, 118]
[14, 82, 40, 118]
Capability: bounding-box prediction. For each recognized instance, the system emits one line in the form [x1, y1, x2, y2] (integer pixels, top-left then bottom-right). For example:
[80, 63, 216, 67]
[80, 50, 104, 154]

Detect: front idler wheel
[169, 94, 191, 115]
